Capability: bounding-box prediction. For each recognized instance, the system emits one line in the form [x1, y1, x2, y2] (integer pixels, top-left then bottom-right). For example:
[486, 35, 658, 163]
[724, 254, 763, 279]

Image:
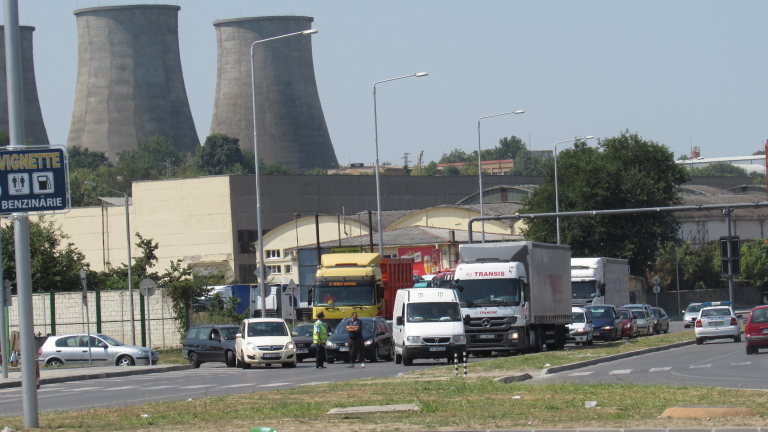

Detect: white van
[392, 288, 467, 366]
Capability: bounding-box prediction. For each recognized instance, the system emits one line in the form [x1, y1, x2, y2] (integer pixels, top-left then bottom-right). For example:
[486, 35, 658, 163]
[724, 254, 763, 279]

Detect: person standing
[313, 312, 328, 369]
[346, 312, 365, 368]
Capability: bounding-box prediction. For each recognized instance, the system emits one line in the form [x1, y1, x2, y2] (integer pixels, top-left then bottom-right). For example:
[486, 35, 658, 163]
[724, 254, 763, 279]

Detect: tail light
[730, 317, 738, 326]
[695, 319, 702, 328]
[38, 347, 42, 357]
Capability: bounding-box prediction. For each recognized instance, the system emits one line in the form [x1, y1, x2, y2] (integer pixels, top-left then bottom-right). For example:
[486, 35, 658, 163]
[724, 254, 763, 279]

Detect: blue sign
[0, 146, 69, 214]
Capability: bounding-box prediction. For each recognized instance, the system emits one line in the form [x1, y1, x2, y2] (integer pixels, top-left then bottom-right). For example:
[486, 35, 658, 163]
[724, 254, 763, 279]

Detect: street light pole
[477, 110, 524, 243]
[554, 136, 595, 245]
[84, 181, 135, 345]
[251, 29, 317, 317]
[373, 72, 428, 256]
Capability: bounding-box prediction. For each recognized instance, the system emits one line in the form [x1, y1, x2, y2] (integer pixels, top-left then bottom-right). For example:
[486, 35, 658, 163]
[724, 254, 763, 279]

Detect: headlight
[406, 336, 421, 344]
[246, 342, 257, 351]
[603, 326, 614, 330]
[452, 335, 466, 343]
[574, 329, 586, 334]
[364, 339, 374, 346]
[138, 350, 148, 356]
[325, 341, 336, 349]
[285, 341, 295, 350]
[624, 323, 631, 328]
[507, 331, 519, 340]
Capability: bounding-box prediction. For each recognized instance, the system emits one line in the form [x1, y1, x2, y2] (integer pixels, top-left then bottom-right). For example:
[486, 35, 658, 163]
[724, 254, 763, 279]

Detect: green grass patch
[156, 347, 185, 365]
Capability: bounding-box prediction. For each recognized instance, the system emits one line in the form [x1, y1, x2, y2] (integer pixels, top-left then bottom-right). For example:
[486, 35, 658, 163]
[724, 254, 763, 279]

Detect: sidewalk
[0, 364, 191, 389]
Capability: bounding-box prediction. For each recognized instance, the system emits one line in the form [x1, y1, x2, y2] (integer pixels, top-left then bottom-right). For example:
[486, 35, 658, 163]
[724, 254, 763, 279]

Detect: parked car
[38, 333, 158, 367]
[623, 304, 656, 336]
[617, 308, 639, 338]
[651, 307, 670, 334]
[325, 316, 394, 363]
[568, 307, 594, 345]
[745, 305, 768, 355]
[183, 324, 239, 368]
[291, 323, 316, 362]
[695, 305, 741, 345]
[683, 302, 705, 328]
[235, 318, 297, 368]
[584, 305, 622, 341]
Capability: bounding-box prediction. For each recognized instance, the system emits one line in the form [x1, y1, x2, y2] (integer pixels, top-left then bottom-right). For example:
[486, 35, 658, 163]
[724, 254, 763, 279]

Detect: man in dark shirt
[346, 312, 365, 368]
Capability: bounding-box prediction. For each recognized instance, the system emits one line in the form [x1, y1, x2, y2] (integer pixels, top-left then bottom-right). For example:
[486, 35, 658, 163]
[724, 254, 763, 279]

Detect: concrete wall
[388, 207, 512, 234]
[655, 286, 764, 314]
[210, 16, 337, 173]
[68, 5, 199, 159]
[0, 26, 48, 144]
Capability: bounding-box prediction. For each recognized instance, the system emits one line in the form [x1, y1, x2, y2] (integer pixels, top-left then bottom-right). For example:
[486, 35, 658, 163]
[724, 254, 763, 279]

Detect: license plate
[478, 334, 495, 339]
[762, 329, 768, 334]
[339, 347, 349, 352]
[428, 346, 446, 351]
[296, 349, 308, 354]
[262, 353, 281, 359]
[710, 321, 723, 326]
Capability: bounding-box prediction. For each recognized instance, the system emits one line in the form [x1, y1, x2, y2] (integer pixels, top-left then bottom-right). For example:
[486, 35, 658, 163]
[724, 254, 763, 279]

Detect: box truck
[570, 257, 630, 307]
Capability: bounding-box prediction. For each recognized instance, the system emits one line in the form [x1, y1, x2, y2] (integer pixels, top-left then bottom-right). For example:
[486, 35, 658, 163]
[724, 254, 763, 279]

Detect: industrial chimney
[68, 5, 199, 159]
[210, 16, 338, 173]
[0, 26, 49, 144]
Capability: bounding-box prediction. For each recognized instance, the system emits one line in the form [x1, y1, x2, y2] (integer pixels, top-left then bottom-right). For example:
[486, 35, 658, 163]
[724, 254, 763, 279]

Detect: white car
[695, 306, 741, 345]
[235, 318, 297, 368]
[682, 302, 705, 328]
[567, 307, 594, 345]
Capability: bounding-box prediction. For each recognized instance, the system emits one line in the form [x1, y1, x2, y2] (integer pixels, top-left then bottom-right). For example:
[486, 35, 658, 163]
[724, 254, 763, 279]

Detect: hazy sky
[6, 1, 768, 166]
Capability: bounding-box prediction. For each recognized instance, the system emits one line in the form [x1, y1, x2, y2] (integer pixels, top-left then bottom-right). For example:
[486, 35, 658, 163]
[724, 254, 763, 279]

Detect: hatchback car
[38, 333, 158, 367]
[584, 305, 622, 341]
[291, 323, 316, 362]
[183, 324, 239, 368]
[625, 307, 654, 336]
[325, 316, 394, 363]
[235, 318, 297, 368]
[683, 303, 705, 328]
[695, 305, 741, 345]
[745, 305, 768, 354]
[567, 307, 593, 345]
[651, 307, 670, 334]
[617, 308, 638, 338]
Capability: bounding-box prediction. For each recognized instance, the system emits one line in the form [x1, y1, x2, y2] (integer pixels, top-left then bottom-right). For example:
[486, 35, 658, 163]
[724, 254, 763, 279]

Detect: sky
[5, 1, 768, 166]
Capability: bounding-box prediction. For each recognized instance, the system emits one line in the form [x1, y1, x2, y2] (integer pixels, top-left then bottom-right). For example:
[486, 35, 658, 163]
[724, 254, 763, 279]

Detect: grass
[156, 347, 186, 365]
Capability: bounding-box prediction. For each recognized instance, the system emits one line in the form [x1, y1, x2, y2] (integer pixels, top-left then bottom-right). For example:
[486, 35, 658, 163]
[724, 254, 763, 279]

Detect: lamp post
[251, 29, 317, 317]
[554, 136, 595, 245]
[373, 72, 428, 256]
[84, 181, 135, 345]
[477, 110, 524, 243]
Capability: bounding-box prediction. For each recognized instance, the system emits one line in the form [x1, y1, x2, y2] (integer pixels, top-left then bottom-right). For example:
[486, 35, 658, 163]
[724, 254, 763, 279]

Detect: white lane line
[179, 385, 212, 389]
[298, 382, 332, 386]
[219, 383, 254, 388]
[649, 367, 671, 372]
[609, 369, 632, 375]
[102, 386, 138, 390]
[569, 372, 593, 376]
[731, 362, 751, 366]
[259, 382, 292, 387]
[60, 387, 103, 392]
[143, 385, 176, 390]
[689, 364, 711, 369]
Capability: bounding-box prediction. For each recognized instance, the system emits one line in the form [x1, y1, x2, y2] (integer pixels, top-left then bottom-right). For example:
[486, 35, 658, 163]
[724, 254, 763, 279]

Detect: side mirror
[291, 332, 298, 337]
[235, 333, 242, 339]
[587, 319, 593, 324]
[463, 314, 471, 325]
[396, 316, 404, 326]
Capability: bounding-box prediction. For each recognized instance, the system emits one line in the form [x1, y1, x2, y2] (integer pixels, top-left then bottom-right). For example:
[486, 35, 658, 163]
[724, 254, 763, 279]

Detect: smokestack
[0, 25, 49, 144]
[210, 16, 338, 174]
[68, 5, 199, 160]
[690, 146, 701, 159]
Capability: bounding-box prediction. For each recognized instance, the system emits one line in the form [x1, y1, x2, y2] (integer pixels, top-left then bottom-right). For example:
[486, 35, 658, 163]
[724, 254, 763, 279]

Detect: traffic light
[720, 236, 740, 277]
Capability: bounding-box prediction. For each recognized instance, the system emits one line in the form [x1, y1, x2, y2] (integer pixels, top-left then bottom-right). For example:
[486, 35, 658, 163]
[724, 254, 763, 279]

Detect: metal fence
[4, 288, 182, 348]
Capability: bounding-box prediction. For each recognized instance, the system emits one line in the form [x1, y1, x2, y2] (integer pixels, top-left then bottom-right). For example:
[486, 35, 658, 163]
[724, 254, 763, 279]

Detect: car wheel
[117, 355, 135, 366]
[46, 358, 64, 367]
[734, 333, 742, 343]
[395, 353, 402, 364]
[402, 354, 413, 366]
[188, 352, 201, 369]
[282, 358, 297, 368]
[587, 336, 593, 346]
[239, 351, 251, 369]
[327, 358, 335, 364]
[226, 351, 236, 368]
[385, 344, 394, 361]
[369, 344, 379, 363]
[696, 337, 703, 345]
[746, 345, 755, 355]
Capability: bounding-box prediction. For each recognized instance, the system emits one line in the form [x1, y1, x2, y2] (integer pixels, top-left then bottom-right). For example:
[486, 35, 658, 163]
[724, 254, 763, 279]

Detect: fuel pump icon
[32, 172, 54, 194]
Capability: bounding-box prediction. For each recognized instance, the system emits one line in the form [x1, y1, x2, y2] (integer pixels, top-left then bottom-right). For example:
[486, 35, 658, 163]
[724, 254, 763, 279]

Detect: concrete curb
[423, 429, 768, 432]
[0, 364, 191, 389]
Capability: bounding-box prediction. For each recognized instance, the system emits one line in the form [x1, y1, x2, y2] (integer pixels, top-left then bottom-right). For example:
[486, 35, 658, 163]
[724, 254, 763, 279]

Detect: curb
[422, 429, 768, 432]
[0, 364, 192, 389]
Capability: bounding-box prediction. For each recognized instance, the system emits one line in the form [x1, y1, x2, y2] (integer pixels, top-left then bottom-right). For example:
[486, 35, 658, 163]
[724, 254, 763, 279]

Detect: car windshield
[332, 319, 376, 335]
[572, 281, 597, 299]
[293, 325, 313, 337]
[452, 278, 520, 306]
[313, 285, 375, 306]
[751, 308, 768, 323]
[686, 304, 705, 313]
[652, 309, 661, 317]
[618, 309, 631, 319]
[406, 302, 462, 322]
[99, 335, 122, 346]
[701, 308, 731, 317]
[571, 312, 586, 323]
[586, 307, 614, 319]
[631, 310, 646, 319]
[247, 322, 288, 337]
[220, 327, 239, 339]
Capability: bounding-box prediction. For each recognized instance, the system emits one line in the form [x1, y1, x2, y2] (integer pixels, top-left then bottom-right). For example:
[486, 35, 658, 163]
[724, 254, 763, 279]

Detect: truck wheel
[528, 328, 542, 353]
[545, 341, 557, 351]
[402, 354, 413, 366]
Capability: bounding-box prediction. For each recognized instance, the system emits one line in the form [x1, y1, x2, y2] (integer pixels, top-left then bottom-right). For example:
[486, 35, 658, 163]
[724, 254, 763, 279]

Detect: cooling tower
[68, 5, 199, 159]
[0, 25, 49, 144]
[210, 16, 338, 173]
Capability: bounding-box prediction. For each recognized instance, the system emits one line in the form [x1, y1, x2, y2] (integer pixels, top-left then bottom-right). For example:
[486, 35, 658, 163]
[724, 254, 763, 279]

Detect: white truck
[392, 288, 467, 366]
[453, 241, 572, 355]
[570, 258, 629, 307]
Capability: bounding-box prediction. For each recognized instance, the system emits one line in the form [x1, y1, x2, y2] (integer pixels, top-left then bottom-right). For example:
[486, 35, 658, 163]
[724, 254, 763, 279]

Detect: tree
[750, 171, 766, 185]
[521, 130, 690, 276]
[443, 165, 461, 176]
[487, 136, 526, 161]
[117, 134, 188, 180]
[68, 146, 113, 171]
[260, 159, 295, 175]
[420, 161, 441, 176]
[508, 148, 547, 176]
[687, 163, 748, 177]
[649, 241, 723, 291]
[740, 239, 768, 288]
[194, 133, 248, 175]
[439, 149, 469, 164]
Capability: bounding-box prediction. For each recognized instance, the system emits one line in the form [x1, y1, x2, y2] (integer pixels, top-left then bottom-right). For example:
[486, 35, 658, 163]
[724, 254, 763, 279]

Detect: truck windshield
[572, 281, 597, 299]
[453, 279, 520, 306]
[406, 302, 462, 322]
[313, 285, 375, 306]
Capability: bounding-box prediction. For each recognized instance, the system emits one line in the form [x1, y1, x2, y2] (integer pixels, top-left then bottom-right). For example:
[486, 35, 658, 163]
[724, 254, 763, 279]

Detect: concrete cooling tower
[68, 5, 199, 159]
[0, 25, 49, 144]
[210, 16, 338, 173]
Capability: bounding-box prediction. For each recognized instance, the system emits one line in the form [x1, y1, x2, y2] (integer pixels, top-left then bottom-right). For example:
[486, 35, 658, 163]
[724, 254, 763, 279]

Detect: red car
[745, 305, 768, 355]
[617, 308, 638, 339]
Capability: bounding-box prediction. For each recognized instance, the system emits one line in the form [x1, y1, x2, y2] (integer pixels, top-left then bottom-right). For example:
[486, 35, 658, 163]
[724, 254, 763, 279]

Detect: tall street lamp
[251, 29, 317, 317]
[373, 72, 428, 256]
[477, 110, 524, 243]
[554, 136, 595, 245]
[84, 181, 135, 345]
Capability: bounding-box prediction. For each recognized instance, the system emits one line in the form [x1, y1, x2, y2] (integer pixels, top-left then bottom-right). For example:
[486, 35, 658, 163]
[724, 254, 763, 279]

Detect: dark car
[183, 324, 239, 368]
[325, 317, 394, 363]
[651, 307, 670, 334]
[745, 305, 768, 355]
[584, 305, 622, 341]
[291, 323, 317, 362]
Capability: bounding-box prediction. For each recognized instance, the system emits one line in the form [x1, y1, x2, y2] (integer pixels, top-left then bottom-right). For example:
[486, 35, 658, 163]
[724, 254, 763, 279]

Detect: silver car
[38, 333, 158, 367]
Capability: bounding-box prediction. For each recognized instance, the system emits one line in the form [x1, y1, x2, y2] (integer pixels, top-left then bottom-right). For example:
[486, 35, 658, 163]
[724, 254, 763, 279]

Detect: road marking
[220, 383, 254, 388]
[609, 369, 632, 375]
[102, 386, 138, 390]
[569, 372, 593, 376]
[179, 385, 212, 389]
[60, 387, 103, 392]
[259, 382, 292, 387]
[731, 362, 751, 366]
[143, 385, 175, 390]
[689, 364, 711, 368]
[649, 367, 671, 372]
[298, 382, 332, 386]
